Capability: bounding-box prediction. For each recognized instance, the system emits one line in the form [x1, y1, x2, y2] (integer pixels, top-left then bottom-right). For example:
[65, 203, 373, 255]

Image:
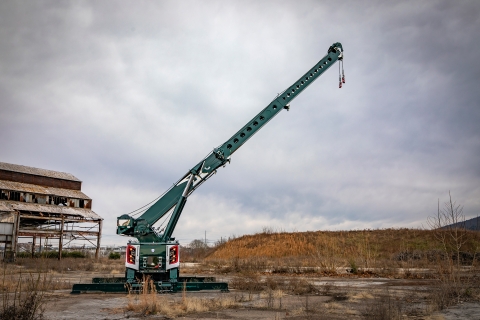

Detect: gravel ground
[40, 274, 480, 320]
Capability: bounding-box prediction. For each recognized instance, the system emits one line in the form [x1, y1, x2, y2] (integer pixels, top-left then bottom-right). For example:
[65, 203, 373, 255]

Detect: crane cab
[117, 214, 134, 235]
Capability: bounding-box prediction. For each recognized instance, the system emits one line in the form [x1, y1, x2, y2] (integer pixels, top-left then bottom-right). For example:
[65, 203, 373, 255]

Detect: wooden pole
[95, 220, 102, 259]
[32, 236, 36, 258]
[12, 212, 20, 262]
[58, 214, 64, 260]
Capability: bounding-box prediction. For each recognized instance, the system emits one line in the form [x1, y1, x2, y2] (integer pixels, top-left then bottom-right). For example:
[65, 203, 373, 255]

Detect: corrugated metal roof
[0, 180, 91, 200]
[0, 162, 81, 182]
[2, 201, 102, 220]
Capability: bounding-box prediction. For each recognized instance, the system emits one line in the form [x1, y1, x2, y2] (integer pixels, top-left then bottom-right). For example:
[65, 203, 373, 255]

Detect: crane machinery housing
[71, 42, 345, 293]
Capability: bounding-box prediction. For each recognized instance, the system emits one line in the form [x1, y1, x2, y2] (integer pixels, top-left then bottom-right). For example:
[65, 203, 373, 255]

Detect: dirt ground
[41, 272, 480, 320]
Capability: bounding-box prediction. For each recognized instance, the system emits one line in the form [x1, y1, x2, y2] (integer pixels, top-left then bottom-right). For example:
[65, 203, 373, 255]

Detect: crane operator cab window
[118, 219, 131, 227]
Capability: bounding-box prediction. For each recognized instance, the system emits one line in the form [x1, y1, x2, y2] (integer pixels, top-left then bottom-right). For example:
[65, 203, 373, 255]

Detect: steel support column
[58, 214, 64, 260]
[95, 219, 102, 259]
[31, 236, 36, 258]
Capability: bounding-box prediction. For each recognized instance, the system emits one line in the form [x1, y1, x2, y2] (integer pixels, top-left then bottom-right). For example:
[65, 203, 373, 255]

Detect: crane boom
[115, 42, 344, 283]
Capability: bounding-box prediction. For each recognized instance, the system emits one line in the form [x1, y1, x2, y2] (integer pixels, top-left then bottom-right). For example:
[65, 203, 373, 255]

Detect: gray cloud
[1, 1, 479, 245]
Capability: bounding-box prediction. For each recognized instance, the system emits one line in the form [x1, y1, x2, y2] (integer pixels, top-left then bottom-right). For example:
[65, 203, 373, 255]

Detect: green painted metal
[92, 276, 217, 284]
[92, 277, 126, 283]
[116, 180, 189, 241]
[162, 174, 194, 241]
[180, 281, 228, 292]
[71, 282, 127, 294]
[219, 42, 344, 159]
[71, 279, 228, 294]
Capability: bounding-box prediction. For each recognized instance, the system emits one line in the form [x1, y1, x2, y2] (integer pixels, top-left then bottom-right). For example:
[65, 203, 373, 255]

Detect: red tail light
[169, 245, 178, 264]
[126, 245, 136, 264]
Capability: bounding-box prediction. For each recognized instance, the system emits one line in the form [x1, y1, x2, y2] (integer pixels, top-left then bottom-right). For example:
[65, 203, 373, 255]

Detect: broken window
[23, 193, 29, 202]
[36, 195, 46, 204]
[55, 197, 67, 206]
[0, 189, 89, 210]
[70, 199, 80, 207]
[9, 191, 20, 201]
[52, 196, 66, 205]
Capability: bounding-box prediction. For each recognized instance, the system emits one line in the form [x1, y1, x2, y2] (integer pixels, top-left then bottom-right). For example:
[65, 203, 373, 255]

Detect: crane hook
[338, 57, 345, 88]
[338, 60, 342, 88]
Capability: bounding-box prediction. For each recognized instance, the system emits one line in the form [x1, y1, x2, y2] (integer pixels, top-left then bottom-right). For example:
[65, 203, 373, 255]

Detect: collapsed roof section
[2, 201, 102, 221]
[0, 180, 91, 200]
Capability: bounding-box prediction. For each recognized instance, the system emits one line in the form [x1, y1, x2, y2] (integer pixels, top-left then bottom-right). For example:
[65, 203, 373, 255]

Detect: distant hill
[442, 216, 480, 231]
[206, 228, 480, 263]
[207, 229, 437, 261]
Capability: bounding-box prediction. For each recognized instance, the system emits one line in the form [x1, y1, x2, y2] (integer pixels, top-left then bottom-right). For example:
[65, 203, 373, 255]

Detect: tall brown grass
[14, 257, 124, 274]
[206, 228, 480, 275]
[0, 256, 126, 319]
[125, 277, 237, 317]
[0, 265, 52, 320]
[361, 288, 405, 320]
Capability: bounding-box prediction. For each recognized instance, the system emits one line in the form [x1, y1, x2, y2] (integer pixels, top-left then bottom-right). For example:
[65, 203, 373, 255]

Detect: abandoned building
[0, 161, 103, 260]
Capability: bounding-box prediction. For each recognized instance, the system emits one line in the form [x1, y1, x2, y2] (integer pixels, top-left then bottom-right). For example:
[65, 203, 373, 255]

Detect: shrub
[348, 259, 358, 274]
[16, 252, 32, 258]
[108, 252, 121, 260]
[39, 251, 59, 259]
[230, 275, 263, 292]
[63, 251, 86, 258]
[362, 290, 404, 320]
[15, 251, 86, 259]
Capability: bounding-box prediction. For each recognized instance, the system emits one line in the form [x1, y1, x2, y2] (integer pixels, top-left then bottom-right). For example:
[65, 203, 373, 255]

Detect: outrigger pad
[71, 279, 228, 294]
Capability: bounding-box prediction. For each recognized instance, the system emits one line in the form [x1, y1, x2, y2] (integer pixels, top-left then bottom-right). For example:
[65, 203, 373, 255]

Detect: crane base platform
[71, 276, 228, 294]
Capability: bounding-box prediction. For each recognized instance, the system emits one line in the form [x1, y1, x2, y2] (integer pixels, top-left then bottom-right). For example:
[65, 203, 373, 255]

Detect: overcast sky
[1, 1, 479, 246]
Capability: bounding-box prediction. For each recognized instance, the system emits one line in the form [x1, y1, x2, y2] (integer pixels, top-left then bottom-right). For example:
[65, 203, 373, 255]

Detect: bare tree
[427, 191, 468, 307]
[189, 239, 209, 250]
[427, 191, 467, 270]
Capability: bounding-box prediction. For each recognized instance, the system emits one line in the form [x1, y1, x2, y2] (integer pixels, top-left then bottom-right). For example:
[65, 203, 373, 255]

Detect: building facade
[0, 162, 103, 260]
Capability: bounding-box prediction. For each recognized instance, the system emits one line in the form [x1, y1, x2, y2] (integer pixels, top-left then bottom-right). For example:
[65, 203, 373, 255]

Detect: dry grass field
[205, 228, 480, 275]
[1, 227, 479, 319]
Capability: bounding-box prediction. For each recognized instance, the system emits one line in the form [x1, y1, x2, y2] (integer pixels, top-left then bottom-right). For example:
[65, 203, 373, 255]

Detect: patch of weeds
[428, 281, 463, 311]
[108, 252, 121, 260]
[0, 270, 48, 320]
[126, 277, 237, 317]
[287, 278, 317, 295]
[348, 259, 358, 274]
[332, 291, 349, 301]
[271, 266, 290, 274]
[362, 289, 404, 320]
[230, 274, 264, 300]
[265, 277, 285, 290]
[320, 282, 334, 296]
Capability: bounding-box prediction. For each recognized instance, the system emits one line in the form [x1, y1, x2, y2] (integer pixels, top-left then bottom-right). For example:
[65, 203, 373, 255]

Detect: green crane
[111, 42, 344, 292]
